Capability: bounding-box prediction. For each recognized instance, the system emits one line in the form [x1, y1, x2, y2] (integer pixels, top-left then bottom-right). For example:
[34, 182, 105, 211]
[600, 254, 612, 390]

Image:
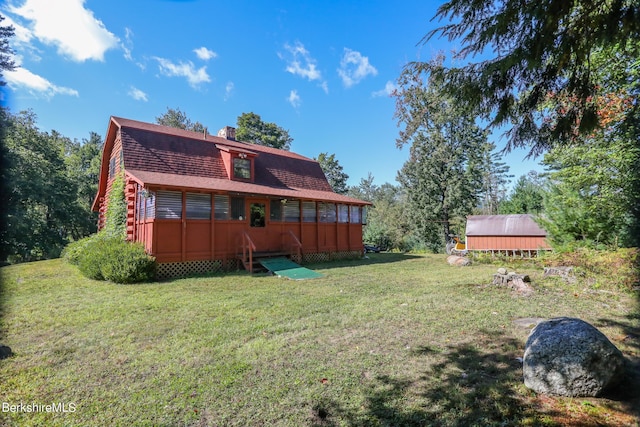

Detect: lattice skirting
[156, 259, 240, 279]
[302, 250, 362, 264]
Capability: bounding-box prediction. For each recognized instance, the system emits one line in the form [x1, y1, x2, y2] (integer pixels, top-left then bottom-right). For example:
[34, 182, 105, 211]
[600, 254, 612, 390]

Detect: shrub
[64, 234, 155, 283]
[62, 235, 101, 266]
[100, 241, 155, 284]
[540, 247, 639, 291]
[76, 235, 109, 280]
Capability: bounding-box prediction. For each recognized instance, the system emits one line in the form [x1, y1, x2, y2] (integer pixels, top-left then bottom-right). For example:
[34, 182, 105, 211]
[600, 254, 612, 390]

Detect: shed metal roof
[466, 214, 546, 236]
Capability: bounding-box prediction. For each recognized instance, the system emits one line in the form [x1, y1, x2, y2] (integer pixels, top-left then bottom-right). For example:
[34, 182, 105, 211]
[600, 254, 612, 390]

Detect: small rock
[497, 267, 508, 275]
[0, 345, 13, 359]
[447, 255, 471, 266]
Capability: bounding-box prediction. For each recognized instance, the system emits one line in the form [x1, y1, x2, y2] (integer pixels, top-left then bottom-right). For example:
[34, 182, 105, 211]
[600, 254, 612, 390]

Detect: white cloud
[337, 48, 378, 88]
[194, 46, 217, 61]
[5, 67, 78, 97]
[122, 27, 134, 61]
[279, 41, 328, 93]
[224, 81, 234, 100]
[128, 86, 148, 102]
[154, 57, 211, 88]
[287, 90, 301, 108]
[372, 80, 398, 98]
[9, 0, 119, 62]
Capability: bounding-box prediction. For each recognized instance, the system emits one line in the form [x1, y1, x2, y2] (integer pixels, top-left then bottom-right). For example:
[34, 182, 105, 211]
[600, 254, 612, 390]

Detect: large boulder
[523, 317, 625, 397]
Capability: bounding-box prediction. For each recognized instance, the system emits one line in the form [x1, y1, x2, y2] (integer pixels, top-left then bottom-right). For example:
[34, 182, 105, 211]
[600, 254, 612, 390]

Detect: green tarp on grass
[258, 257, 324, 280]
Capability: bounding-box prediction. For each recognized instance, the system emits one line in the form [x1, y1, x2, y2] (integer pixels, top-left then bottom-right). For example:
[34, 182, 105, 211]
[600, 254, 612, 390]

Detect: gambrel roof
[93, 117, 369, 210]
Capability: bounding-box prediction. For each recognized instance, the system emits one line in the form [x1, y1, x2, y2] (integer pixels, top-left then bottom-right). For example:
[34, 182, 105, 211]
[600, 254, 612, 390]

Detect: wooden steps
[239, 251, 291, 273]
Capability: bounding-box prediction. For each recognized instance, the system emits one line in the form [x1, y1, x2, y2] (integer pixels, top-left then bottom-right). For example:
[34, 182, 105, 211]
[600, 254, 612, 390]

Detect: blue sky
[2, 0, 542, 188]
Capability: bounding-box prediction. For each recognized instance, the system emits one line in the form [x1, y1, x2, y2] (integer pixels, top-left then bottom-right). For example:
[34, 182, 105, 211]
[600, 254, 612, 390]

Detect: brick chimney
[217, 126, 236, 141]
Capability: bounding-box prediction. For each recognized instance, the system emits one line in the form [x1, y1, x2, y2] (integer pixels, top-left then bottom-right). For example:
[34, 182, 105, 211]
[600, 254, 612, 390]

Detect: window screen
[350, 206, 361, 224]
[231, 197, 245, 220]
[186, 193, 211, 219]
[319, 203, 336, 223]
[338, 204, 349, 223]
[302, 201, 316, 222]
[156, 190, 182, 219]
[270, 199, 283, 221]
[283, 200, 300, 222]
[214, 195, 229, 220]
[145, 191, 156, 219]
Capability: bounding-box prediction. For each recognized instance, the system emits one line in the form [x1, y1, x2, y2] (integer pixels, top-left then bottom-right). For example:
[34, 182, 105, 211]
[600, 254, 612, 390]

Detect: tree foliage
[395, 56, 491, 252]
[499, 171, 546, 215]
[2, 109, 102, 263]
[0, 14, 16, 86]
[468, 141, 512, 215]
[236, 112, 293, 150]
[155, 107, 205, 133]
[539, 133, 637, 248]
[420, 0, 640, 155]
[348, 174, 412, 251]
[316, 152, 349, 194]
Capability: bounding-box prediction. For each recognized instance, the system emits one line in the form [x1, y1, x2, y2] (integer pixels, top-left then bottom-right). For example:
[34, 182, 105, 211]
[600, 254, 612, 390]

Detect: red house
[92, 117, 371, 278]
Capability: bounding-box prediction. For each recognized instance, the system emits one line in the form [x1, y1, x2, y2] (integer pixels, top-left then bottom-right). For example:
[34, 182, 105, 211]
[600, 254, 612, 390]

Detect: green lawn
[1, 254, 638, 426]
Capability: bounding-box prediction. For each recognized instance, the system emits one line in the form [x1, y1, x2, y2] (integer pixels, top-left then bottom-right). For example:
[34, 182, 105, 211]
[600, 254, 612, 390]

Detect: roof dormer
[216, 144, 258, 182]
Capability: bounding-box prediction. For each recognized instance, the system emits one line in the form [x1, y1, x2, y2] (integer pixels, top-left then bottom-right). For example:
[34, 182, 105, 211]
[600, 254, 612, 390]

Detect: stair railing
[286, 230, 302, 263]
[241, 232, 257, 273]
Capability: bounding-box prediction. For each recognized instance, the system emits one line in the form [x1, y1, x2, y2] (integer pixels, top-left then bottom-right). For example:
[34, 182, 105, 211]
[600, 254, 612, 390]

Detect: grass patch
[0, 254, 638, 426]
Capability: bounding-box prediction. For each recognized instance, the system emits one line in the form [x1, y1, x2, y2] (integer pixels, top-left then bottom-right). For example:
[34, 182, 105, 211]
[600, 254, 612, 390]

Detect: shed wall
[466, 235, 550, 251]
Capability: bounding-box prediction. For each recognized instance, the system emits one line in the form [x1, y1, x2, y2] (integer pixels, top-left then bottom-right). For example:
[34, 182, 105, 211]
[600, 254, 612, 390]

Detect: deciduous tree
[395, 56, 489, 252]
[3, 110, 80, 261]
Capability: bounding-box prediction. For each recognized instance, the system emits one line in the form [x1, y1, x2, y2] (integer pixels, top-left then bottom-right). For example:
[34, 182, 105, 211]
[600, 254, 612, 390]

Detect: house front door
[247, 199, 277, 252]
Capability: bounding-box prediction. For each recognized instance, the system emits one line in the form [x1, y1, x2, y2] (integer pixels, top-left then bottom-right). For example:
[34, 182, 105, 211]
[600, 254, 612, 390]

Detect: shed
[465, 214, 551, 254]
[92, 117, 371, 277]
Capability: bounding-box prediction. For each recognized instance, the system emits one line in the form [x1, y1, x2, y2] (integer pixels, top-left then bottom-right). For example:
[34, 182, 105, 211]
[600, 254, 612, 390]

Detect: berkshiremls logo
[2, 402, 77, 413]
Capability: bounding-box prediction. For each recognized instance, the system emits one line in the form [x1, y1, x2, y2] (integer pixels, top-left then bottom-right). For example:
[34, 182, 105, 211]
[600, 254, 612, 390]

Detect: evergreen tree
[155, 107, 205, 133]
[419, 0, 640, 154]
[539, 135, 636, 248]
[316, 152, 349, 194]
[499, 171, 546, 214]
[467, 141, 512, 215]
[0, 14, 16, 86]
[236, 112, 293, 150]
[347, 172, 377, 202]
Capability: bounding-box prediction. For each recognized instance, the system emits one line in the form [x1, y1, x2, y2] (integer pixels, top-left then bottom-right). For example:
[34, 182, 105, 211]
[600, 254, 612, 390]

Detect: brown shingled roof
[109, 117, 368, 205]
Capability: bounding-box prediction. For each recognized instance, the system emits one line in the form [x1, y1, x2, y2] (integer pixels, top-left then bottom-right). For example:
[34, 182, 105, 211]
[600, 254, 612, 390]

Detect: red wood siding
[130, 190, 364, 263]
[466, 236, 550, 251]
